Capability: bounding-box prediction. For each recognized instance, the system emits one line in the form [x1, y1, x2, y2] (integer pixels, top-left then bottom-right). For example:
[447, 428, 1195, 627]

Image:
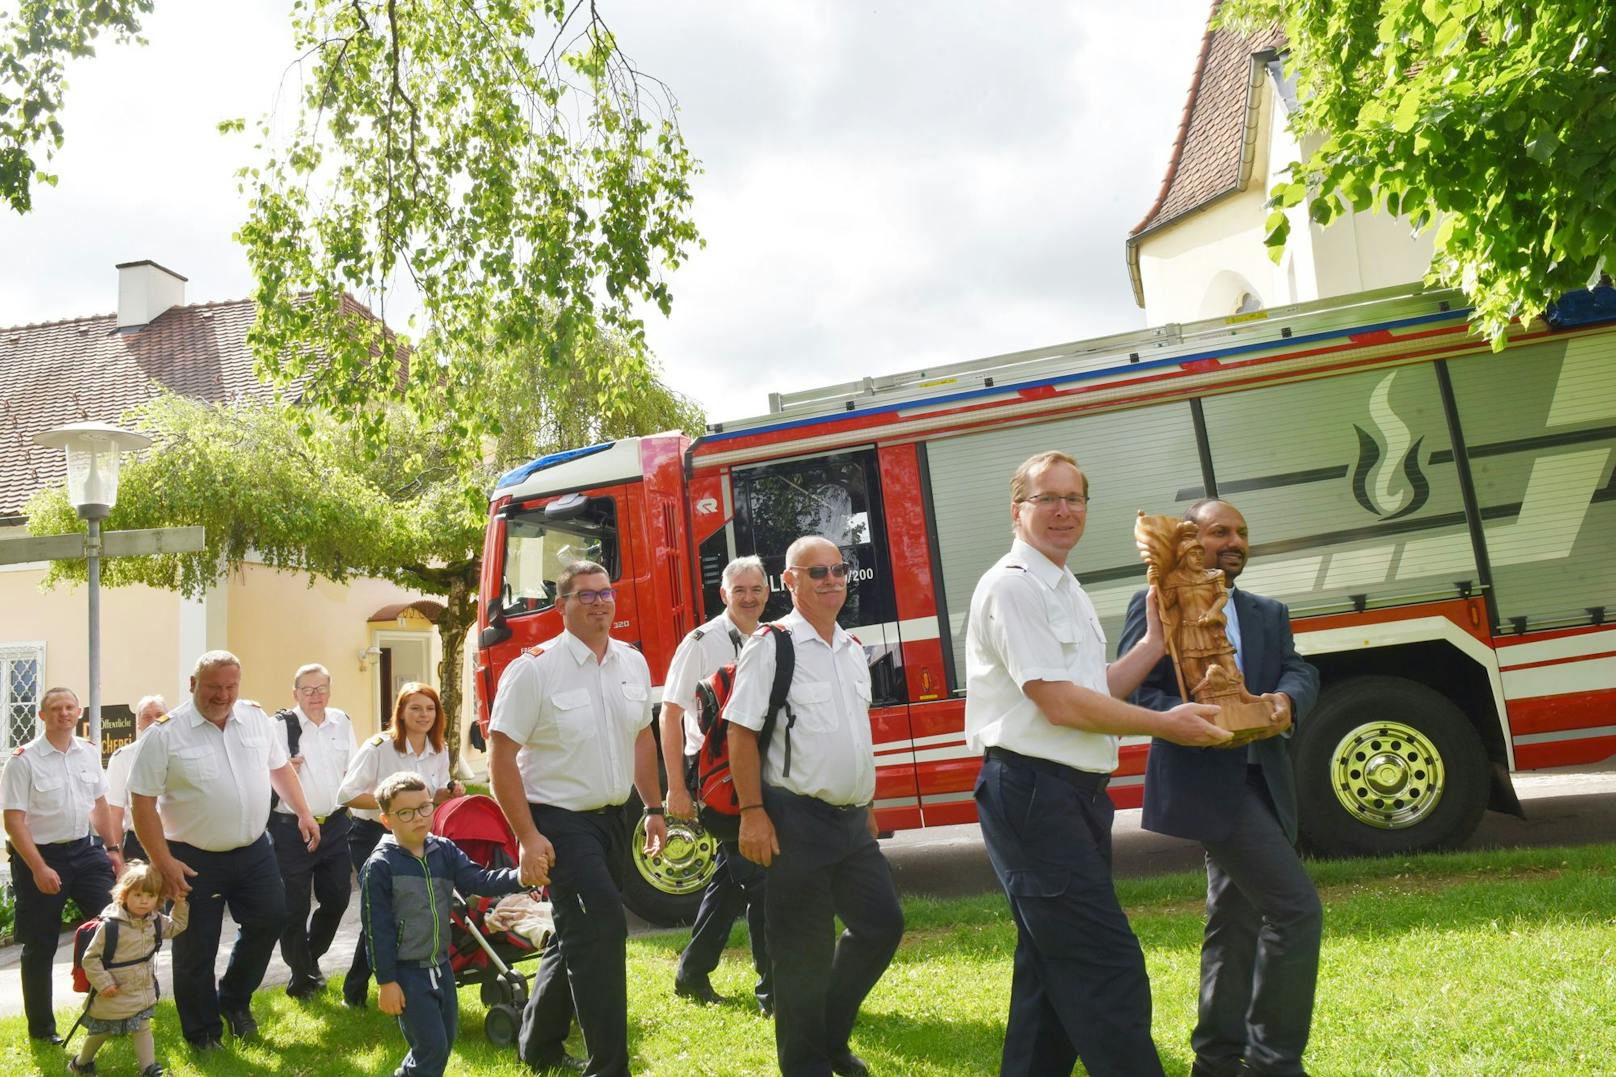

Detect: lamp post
[32, 421, 152, 748]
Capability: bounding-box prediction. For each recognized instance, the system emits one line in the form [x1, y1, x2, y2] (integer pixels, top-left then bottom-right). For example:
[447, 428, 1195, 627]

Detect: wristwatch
[105, 843, 122, 853]
[643, 805, 665, 816]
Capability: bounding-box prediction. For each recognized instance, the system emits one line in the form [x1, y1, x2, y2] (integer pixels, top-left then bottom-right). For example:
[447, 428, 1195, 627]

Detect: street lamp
[32, 421, 152, 747]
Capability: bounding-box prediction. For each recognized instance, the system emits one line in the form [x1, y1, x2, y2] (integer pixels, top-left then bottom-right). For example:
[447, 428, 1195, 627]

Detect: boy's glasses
[387, 805, 432, 822]
[563, 587, 616, 605]
[790, 562, 852, 580]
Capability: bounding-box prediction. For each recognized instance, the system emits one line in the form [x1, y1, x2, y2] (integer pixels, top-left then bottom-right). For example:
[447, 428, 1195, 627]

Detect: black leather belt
[986, 746, 1110, 794]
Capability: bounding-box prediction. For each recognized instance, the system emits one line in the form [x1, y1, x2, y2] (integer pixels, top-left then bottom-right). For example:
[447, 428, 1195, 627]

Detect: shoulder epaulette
[367, 732, 388, 746]
[522, 644, 549, 658]
[155, 713, 173, 725]
[1005, 563, 1028, 572]
[689, 627, 705, 641]
[241, 699, 260, 709]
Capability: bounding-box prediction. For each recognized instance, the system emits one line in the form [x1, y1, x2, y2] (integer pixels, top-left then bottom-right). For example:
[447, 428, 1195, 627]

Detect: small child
[70, 860, 189, 1076]
[362, 770, 523, 1077]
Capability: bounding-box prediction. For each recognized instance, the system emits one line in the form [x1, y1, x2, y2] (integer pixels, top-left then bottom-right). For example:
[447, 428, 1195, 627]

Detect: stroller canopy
[433, 794, 519, 869]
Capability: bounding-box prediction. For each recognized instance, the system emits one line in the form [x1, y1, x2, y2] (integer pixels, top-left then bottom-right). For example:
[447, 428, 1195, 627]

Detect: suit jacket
[1118, 586, 1319, 844]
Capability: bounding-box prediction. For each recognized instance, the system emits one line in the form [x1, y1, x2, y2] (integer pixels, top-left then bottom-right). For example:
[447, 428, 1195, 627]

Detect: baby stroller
[432, 794, 553, 1046]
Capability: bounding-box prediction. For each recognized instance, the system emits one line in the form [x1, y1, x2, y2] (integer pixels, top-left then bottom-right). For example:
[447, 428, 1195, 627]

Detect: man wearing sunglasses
[727, 536, 903, 1077]
[660, 555, 774, 1013]
[965, 451, 1230, 1077]
[488, 559, 667, 1077]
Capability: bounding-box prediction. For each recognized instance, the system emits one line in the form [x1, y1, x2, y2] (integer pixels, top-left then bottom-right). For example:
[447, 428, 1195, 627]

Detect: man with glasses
[660, 554, 774, 1012]
[271, 663, 357, 1000]
[728, 536, 904, 1077]
[488, 559, 667, 1076]
[965, 451, 1230, 1077]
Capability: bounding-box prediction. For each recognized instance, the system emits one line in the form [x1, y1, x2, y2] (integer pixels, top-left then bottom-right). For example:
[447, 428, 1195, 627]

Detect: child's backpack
[71, 916, 162, 994]
[694, 623, 796, 843]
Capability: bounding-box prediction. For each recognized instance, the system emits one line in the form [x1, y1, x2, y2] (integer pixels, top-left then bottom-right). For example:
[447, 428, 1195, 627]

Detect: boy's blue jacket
[360, 832, 523, 982]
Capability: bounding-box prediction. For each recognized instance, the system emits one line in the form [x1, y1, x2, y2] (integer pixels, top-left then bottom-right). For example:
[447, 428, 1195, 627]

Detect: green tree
[1224, 0, 1616, 339]
[234, 0, 701, 452]
[0, 0, 152, 213]
[25, 338, 702, 765]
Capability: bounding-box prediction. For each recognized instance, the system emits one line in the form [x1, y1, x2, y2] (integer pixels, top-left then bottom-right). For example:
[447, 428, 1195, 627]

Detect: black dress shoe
[286, 977, 322, 1000]
[223, 1007, 259, 1040]
[29, 1032, 64, 1045]
[757, 994, 774, 1017]
[342, 991, 367, 1009]
[187, 1036, 222, 1053]
[674, 975, 725, 1005]
[829, 1048, 870, 1077]
[529, 1047, 587, 1073]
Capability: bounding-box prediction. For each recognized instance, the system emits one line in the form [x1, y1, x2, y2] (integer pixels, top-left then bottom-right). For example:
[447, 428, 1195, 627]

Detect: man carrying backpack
[659, 555, 773, 1013]
[729, 536, 904, 1077]
[270, 663, 356, 1000]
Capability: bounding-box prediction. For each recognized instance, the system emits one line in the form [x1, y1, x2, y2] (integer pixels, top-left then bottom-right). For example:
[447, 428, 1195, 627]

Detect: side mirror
[544, 492, 591, 522]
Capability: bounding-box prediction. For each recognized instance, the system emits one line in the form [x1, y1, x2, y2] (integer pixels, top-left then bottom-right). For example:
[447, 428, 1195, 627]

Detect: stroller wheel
[485, 1003, 520, 1047]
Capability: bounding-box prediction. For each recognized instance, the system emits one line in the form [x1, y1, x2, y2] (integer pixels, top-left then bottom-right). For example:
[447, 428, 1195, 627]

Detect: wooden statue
[1135, 512, 1278, 746]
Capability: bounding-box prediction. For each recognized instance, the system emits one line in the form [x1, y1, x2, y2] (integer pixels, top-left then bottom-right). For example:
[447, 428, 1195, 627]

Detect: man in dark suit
[1119, 498, 1322, 1077]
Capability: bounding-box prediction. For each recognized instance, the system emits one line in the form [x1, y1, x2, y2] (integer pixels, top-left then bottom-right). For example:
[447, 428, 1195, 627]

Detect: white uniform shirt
[663, 611, 747, 756]
[104, 741, 139, 814]
[126, 699, 290, 852]
[335, 733, 451, 823]
[725, 609, 875, 807]
[488, 631, 652, 812]
[964, 538, 1117, 774]
[0, 735, 107, 844]
[272, 706, 355, 818]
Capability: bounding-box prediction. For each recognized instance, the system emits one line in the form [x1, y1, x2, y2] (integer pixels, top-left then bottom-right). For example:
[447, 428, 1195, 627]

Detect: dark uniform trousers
[678, 840, 771, 1005]
[519, 803, 631, 1077]
[1193, 768, 1322, 1077]
[270, 808, 354, 984]
[762, 785, 904, 1077]
[8, 836, 115, 1038]
[169, 832, 289, 1043]
[122, 828, 147, 864]
[343, 816, 389, 1004]
[975, 748, 1165, 1077]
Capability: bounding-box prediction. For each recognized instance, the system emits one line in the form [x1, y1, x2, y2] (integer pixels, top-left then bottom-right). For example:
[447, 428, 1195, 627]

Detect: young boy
[362, 771, 524, 1077]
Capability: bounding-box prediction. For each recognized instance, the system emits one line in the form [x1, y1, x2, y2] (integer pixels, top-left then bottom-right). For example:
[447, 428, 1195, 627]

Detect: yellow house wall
[0, 564, 184, 715]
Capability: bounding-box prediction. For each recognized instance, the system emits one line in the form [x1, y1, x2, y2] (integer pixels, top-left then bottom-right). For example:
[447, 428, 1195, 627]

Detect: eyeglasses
[790, 562, 852, 580]
[385, 805, 432, 822]
[295, 685, 331, 696]
[1018, 493, 1090, 510]
[562, 587, 616, 604]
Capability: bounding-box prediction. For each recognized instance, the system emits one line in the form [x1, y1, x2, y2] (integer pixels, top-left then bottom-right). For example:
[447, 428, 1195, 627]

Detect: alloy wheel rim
[1329, 720, 1446, 829]
[632, 815, 719, 894]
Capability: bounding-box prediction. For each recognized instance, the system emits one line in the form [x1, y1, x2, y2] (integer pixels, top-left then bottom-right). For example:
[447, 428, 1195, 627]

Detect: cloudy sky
[0, 0, 1214, 423]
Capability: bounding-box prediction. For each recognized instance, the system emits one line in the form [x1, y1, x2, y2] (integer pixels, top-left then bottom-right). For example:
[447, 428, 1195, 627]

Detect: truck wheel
[1295, 675, 1488, 857]
[619, 797, 719, 927]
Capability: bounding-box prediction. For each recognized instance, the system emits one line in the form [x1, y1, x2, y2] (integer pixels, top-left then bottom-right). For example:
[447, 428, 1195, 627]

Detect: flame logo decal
[1351, 372, 1430, 521]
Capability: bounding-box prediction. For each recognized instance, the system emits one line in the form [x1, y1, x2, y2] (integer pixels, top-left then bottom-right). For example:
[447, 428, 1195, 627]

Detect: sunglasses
[790, 562, 852, 580]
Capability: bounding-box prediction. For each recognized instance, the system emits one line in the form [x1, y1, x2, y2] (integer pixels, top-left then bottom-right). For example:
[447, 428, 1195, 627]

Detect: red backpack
[71, 915, 161, 993]
[693, 623, 796, 842]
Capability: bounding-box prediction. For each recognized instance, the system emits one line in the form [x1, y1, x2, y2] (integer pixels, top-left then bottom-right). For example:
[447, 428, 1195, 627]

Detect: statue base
[1201, 697, 1279, 748]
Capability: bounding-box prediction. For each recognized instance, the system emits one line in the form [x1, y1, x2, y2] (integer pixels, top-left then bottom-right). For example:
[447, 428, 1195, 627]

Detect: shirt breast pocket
[32, 773, 66, 811]
[616, 683, 649, 731]
[74, 766, 101, 800]
[174, 745, 219, 785]
[788, 680, 835, 733]
[548, 690, 594, 739]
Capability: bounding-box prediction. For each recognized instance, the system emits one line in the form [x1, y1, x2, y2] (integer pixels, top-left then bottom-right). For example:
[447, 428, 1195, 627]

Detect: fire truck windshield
[499, 497, 619, 617]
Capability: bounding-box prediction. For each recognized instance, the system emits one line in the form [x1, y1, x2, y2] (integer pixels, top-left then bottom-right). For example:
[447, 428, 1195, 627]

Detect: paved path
[4, 760, 1611, 1020]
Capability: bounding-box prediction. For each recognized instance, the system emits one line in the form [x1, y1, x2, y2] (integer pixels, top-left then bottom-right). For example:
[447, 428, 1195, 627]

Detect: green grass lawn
[5, 844, 1612, 1075]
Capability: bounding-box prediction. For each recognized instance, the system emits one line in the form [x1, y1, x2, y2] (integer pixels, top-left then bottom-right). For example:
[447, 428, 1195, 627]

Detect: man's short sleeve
[982, 573, 1072, 687]
[105, 750, 132, 809]
[0, 754, 32, 812]
[489, 656, 543, 744]
[257, 707, 291, 770]
[627, 650, 654, 730]
[336, 740, 380, 805]
[126, 730, 169, 799]
[662, 632, 706, 714]
[723, 629, 778, 733]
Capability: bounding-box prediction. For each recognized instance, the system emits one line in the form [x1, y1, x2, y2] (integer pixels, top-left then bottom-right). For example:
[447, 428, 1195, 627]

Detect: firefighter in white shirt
[270, 663, 357, 1000]
[729, 536, 903, 1077]
[489, 559, 666, 1077]
[965, 451, 1227, 1077]
[127, 650, 321, 1051]
[658, 554, 772, 1011]
[333, 681, 462, 1007]
[104, 693, 166, 862]
[2, 686, 122, 1043]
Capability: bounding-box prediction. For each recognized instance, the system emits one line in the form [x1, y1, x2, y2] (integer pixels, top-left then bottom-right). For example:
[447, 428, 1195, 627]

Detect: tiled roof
[1130, 1, 1285, 239]
[0, 296, 342, 521]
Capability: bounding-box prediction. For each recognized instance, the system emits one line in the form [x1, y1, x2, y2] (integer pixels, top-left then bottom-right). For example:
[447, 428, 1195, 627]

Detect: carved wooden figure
[1135, 512, 1278, 746]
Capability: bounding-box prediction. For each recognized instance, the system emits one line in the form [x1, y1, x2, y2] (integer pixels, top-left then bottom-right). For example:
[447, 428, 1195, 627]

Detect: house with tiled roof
[0, 261, 454, 756]
[1126, 1, 1434, 324]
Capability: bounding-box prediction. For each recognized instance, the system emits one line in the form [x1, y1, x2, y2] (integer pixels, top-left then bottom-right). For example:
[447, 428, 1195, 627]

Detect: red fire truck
[476, 283, 1616, 924]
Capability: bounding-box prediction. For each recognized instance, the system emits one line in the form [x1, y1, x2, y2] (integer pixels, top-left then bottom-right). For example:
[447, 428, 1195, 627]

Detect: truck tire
[618, 795, 718, 927]
[1294, 675, 1488, 857]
